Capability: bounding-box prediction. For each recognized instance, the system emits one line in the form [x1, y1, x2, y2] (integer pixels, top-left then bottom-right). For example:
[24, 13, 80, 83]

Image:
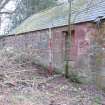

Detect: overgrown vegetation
[69, 72, 82, 84]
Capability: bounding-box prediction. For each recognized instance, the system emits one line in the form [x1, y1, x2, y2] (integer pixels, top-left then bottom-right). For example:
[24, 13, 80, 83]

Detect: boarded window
[63, 30, 75, 61]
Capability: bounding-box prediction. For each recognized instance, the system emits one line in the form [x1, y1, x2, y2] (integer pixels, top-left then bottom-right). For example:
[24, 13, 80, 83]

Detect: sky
[0, 0, 16, 35]
[2, 0, 16, 11]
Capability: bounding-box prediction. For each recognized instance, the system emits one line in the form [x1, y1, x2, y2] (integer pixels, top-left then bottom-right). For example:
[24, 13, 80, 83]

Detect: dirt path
[0, 62, 104, 105]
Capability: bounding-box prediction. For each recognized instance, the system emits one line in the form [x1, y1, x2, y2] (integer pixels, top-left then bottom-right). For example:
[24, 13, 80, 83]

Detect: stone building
[1, 2, 105, 85]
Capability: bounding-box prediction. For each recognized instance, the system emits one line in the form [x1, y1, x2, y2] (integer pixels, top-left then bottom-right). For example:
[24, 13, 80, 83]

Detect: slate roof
[9, 0, 105, 35]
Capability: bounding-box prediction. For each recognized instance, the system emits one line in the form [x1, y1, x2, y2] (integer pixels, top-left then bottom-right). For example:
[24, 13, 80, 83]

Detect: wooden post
[48, 27, 53, 75]
[65, 0, 72, 78]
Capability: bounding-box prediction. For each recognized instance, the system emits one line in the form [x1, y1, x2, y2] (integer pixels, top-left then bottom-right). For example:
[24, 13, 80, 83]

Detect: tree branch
[0, 12, 13, 15]
[0, 11, 13, 14]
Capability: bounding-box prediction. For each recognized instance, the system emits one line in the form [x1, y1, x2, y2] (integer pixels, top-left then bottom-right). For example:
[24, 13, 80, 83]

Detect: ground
[0, 49, 104, 105]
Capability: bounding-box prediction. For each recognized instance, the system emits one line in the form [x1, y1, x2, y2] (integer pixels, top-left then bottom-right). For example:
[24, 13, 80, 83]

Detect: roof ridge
[8, 0, 105, 35]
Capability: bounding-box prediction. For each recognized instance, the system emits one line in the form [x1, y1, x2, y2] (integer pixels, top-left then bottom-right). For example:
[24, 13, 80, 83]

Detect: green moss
[94, 96, 101, 104]
[64, 61, 69, 78]
[69, 72, 82, 84]
[96, 54, 103, 65]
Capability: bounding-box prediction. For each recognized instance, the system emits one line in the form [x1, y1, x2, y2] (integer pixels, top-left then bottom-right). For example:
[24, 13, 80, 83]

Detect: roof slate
[9, 0, 105, 35]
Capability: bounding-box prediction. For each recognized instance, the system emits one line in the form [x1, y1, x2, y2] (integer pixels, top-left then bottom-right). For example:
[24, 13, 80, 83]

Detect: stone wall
[0, 23, 98, 83]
